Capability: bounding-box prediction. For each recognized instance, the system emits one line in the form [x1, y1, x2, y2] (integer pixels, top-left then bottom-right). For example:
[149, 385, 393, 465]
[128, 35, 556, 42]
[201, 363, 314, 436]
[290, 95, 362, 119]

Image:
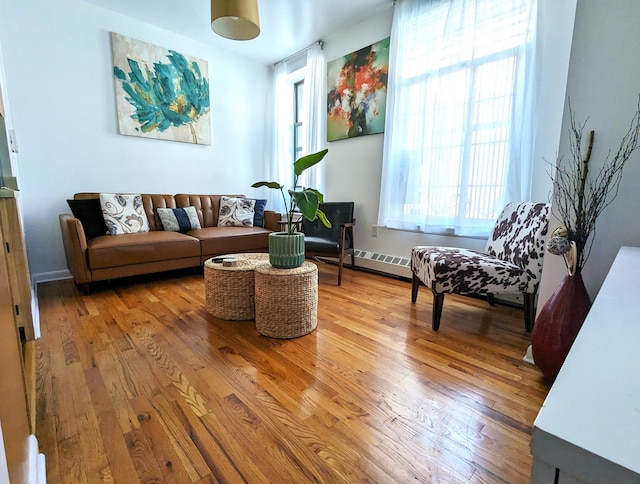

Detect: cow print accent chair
[411, 202, 550, 332]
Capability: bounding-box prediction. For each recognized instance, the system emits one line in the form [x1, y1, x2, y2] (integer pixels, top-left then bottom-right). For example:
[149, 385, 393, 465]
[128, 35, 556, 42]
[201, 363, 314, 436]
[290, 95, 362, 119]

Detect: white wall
[533, 0, 578, 309]
[537, 0, 640, 305]
[0, 0, 271, 279]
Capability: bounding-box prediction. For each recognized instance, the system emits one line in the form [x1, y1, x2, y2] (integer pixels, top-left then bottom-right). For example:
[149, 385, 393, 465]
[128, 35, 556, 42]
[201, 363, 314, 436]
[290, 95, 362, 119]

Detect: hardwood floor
[35, 262, 549, 483]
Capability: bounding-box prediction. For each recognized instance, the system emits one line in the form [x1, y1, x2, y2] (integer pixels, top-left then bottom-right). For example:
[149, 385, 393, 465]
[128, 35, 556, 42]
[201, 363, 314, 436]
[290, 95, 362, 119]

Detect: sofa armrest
[263, 210, 282, 232]
[59, 214, 92, 286]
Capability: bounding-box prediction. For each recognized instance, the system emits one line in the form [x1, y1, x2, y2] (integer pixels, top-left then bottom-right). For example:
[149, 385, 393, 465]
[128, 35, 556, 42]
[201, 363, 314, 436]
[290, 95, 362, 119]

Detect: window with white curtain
[271, 43, 326, 211]
[378, 0, 537, 237]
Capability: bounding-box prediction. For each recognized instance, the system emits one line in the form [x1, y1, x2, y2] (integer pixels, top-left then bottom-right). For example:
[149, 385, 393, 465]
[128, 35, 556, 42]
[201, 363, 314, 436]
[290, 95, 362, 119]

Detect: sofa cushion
[67, 198, 108, 240]
[304, 236, 341, 254]
[143, 194, 179, 231]
[218, 197, 255, 227]
[189, 226, 270, 256]
[157, 206, 201, 232]
[100, 193, 150, 235]
[87, 231, 200, 269]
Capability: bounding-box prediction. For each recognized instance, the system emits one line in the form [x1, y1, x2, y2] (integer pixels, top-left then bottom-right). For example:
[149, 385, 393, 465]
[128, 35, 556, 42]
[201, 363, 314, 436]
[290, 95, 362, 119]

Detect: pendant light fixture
[210, 0, 260, 41]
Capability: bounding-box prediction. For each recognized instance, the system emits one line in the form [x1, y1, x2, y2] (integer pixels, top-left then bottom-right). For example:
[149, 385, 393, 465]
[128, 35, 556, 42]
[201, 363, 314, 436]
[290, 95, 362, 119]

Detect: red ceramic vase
[531, 273, 592, 382]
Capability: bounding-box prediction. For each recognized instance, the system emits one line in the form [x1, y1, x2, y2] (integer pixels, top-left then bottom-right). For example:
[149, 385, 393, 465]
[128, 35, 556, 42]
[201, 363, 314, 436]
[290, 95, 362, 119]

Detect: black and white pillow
[157, 206, 201, 232]
[218, 197, 255, 227]
[99, 193, 150, 235]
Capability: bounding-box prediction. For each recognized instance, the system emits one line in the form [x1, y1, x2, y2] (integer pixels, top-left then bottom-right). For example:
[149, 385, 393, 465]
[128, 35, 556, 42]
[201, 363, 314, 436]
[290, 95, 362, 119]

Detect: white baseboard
[0, 421, 8, 484]
[31, 270, 71, 285]
[27, 435, 46, 484]
[29, 270, 70, 340]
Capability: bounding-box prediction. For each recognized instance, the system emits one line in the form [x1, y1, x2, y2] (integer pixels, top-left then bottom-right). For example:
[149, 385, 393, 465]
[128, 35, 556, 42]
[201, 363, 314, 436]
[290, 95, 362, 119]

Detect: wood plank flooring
[35, 262, 549, 483]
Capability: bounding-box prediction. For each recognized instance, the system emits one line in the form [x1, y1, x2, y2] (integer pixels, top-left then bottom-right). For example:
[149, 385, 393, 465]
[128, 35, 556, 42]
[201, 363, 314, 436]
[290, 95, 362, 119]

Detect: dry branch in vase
[546, 97, 640, 274]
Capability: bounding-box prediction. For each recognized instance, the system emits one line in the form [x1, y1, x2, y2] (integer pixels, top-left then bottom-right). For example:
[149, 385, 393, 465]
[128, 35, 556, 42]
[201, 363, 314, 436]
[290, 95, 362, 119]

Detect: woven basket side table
[204, 253, 270, 320]
[254, 262, 318, 338]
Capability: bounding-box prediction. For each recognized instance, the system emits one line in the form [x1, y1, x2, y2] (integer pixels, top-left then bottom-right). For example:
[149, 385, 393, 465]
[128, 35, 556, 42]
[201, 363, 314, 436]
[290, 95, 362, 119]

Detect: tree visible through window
[379, 0, 537, 237]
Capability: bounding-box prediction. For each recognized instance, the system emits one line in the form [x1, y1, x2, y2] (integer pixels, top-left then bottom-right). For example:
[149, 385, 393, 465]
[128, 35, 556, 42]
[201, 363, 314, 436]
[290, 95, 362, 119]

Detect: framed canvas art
[110, 32, 211, 145]
[327, 37, 390, 142]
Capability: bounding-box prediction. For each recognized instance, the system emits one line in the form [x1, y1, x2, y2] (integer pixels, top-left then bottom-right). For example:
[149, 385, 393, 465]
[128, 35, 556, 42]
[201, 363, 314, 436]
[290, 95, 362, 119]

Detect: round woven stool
[204, 253, 270, 320]
[254, 262, 318, 338]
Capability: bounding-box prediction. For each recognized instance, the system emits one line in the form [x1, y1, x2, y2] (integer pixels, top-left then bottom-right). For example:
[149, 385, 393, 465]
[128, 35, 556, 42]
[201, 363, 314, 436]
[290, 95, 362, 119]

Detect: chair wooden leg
[431, 290, 444, 331]
[487, 293, 495, 306]
[411, 274, 420, 302]
[337, 251, 345, 286]
[523, 292, 535, 332]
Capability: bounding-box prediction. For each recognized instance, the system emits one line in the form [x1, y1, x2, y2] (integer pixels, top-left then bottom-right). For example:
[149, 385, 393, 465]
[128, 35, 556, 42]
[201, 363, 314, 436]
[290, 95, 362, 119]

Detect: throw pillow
[218, 196, 256, 227]
[251, 199, 267, 227]
[99, 193, 150, 235]
[157, 206, 201, 232]
[67, 198, 108, 240]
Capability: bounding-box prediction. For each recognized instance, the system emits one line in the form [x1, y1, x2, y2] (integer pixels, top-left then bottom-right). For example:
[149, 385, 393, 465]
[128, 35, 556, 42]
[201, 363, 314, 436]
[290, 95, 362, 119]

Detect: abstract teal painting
[111, 33, 211, 145]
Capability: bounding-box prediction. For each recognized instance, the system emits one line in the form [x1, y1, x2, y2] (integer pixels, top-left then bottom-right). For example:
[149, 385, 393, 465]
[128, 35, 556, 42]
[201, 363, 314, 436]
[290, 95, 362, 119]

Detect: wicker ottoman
[204, 253, 270, 320]
[254, 262, 318, 338]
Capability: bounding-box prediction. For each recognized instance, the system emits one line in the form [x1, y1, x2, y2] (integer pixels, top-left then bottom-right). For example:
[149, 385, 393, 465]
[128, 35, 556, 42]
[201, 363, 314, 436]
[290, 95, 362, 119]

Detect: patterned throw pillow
[157, 206, 201, 232]
[218, 197, 256, 227]
[99, 193, 150, 235]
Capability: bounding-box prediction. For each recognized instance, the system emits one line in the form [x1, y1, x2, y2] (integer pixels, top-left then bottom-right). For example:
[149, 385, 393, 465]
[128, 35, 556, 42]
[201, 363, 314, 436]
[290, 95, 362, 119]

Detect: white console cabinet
[530, 246, 640, 483]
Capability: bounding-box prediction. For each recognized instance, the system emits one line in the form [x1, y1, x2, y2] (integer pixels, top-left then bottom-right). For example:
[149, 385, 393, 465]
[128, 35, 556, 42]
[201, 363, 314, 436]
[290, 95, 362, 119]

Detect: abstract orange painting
[327, 37, 390, 141]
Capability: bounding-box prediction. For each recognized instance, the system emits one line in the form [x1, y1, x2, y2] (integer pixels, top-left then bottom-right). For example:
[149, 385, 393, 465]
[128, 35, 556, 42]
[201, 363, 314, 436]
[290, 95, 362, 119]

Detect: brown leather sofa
[59, 193, 280, 292]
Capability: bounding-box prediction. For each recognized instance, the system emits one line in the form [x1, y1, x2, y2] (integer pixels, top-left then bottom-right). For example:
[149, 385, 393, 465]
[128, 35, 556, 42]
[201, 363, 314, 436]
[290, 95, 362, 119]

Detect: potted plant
[252, 148, 331, 268]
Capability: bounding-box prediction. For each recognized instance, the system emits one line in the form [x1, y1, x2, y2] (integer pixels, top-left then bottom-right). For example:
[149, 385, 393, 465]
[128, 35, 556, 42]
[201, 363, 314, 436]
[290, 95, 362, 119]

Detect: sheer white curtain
[378, 0, 537, 237]
[300, 42, 326, 194]
[270, 60, 294, 213]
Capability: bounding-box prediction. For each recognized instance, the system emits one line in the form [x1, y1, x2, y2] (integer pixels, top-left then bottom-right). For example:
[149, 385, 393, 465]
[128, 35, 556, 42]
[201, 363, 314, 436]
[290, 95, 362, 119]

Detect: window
[379, 0, 537, 237]
[293, 80, 305, 186]
[272, 43, 325, 212]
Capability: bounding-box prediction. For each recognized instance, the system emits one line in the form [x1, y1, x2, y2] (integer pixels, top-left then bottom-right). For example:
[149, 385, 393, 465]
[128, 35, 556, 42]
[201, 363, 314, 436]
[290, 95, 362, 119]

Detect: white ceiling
[84, 0, 393, 65]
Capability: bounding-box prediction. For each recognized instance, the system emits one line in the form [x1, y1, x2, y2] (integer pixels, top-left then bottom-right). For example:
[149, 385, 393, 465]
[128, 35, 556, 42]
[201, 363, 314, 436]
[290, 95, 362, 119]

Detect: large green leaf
[251, 181, 283, 190]
[293, 149, 329, 176]
[316, 209, 331, 228]
[306, 188, 324, 204]
[290, 189, 332, 228]
[290, 189, 319, 221]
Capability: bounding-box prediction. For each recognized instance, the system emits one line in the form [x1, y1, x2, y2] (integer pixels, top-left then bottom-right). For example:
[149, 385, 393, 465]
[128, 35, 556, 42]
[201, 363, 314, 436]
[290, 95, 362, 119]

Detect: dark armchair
[303, 202, 356, 285]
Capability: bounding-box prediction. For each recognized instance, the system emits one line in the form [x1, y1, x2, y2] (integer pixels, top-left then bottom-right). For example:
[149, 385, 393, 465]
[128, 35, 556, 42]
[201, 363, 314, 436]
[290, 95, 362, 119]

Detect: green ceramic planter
[269, 232, 305, 269]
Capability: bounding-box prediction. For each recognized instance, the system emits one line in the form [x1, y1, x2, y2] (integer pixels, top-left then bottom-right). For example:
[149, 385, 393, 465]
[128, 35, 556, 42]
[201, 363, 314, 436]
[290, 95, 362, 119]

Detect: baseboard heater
[316, 250, 412, 280]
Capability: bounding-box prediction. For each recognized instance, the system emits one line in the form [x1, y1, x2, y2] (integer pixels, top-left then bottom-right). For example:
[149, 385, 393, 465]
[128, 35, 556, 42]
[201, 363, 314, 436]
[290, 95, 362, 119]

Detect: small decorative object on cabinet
[532, 99, 640, 381]
[252, 149, 330, 269]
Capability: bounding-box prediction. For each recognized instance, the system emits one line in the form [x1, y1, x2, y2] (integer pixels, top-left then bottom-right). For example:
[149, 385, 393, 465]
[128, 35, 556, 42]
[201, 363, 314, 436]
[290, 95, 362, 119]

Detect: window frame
[293, 79, 306, 188]
[401, 47, 520, 228]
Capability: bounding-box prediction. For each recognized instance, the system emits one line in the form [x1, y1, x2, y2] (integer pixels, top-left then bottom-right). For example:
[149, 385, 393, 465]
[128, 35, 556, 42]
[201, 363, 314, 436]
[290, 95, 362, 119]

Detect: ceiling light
[210, 0, 260, 41]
